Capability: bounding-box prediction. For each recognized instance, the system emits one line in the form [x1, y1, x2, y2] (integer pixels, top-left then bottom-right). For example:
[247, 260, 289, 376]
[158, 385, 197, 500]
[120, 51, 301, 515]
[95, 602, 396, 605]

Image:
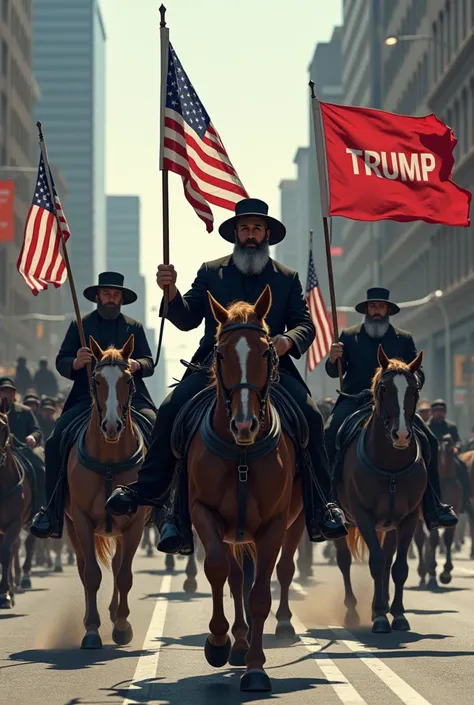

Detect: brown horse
[65, 335, 151, 649]
[187, 286, 304, 692]
[0, 399, 36, 607]
[335, 346, 427, 633]
[460, 450, 474, 558]
[415, 436, 464, 588]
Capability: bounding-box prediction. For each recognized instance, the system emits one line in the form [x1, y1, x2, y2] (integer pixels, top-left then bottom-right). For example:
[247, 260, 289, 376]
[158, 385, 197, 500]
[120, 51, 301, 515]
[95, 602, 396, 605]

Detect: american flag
[163, 43, 248, 232]
[306, 249, 333, 372]
[17, 154, 70, 296]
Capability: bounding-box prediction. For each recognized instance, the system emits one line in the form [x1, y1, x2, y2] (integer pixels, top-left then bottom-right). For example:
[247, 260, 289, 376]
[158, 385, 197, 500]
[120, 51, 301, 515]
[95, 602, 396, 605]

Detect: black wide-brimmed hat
[218, 198, 286, 246]
[0, 376, 16, 390]
[431, 399, 447, 410]
[355, 287, 400, 315]
[83, 272, 137, 305]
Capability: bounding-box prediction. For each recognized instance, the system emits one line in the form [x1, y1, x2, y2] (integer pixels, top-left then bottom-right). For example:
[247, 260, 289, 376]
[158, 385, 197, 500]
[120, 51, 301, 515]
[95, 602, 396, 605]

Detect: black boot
[300, 452, 347, 542]
[157, 470, 194, 556]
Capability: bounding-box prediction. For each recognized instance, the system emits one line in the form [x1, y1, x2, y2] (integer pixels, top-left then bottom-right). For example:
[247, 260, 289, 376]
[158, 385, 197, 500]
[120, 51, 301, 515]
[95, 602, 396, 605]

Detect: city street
[1, 541, 474, 704]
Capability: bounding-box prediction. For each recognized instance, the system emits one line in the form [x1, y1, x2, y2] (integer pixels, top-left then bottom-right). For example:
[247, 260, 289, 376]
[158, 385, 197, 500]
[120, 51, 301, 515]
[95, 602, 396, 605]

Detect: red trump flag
[316, 101, 471, 227]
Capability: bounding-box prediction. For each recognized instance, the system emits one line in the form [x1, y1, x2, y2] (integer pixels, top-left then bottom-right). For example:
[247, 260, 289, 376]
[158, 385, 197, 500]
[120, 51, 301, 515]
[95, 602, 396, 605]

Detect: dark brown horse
[0, 399, 36, 607]
[460, 450, 474, 558]
[187, 286, 305, 692]
[335, 346, 426, 633]
[65, 335, 151, 649]
[414, 435, 464, 588]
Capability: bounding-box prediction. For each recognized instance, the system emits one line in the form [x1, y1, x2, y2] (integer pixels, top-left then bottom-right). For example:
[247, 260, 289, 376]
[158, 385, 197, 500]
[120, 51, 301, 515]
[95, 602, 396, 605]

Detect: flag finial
[309, 81, 316, 99]
[159, 4, 167, 27]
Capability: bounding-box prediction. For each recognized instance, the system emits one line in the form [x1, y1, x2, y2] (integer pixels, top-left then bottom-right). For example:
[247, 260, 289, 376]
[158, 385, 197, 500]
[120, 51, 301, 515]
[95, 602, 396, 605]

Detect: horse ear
[89, 336, 104, 362]
[208, 291, 228, 325]
[254, 285, 272, 321]
[121, 334, 135, 361]
[377, 344, 390, 370]
[408, 350, 423, 373]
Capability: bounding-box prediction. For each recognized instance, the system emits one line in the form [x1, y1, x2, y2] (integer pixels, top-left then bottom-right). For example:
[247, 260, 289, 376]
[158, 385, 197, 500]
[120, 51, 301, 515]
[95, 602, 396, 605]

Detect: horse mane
[100, 346, 128, 364]
[371, 357, 412, 393]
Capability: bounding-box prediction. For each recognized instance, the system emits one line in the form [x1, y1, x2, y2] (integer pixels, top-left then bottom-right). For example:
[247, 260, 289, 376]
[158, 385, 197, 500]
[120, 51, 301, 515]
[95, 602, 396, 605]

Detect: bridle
[91, 359, 135, 429]
[375, 369, 419, 440]
[213, 322, 279, 422]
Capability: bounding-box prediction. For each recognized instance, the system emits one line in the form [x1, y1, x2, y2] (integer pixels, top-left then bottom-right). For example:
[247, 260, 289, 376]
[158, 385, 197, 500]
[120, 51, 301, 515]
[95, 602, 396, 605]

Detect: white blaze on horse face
[235, 336, 250, 418]
[99, 365, 124, 429]
[394, 374, 409, 438]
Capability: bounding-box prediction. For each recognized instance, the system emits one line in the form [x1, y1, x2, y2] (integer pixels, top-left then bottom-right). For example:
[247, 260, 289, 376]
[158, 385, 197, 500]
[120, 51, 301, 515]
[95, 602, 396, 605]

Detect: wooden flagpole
[303, 229, 313, 385]
[36, 121, 92, 388]
[159, 4, 170, 317]
[308, 82, 344, 391]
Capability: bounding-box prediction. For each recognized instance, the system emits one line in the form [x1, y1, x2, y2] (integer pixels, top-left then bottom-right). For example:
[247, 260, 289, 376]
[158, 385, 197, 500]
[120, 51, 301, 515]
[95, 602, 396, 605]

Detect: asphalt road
[1, 537, 474, 705]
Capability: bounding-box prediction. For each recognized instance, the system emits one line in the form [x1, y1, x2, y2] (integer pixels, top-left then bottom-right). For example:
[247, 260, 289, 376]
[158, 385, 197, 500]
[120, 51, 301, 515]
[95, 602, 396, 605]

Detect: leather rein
[0, 425, 25, 501]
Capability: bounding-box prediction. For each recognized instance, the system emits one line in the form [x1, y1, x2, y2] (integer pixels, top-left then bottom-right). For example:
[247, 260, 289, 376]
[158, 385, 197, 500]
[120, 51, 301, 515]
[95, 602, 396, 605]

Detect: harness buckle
[389, 477, 396, 493]
[238, 465, 248, 483]
[105, 469, 114, 482]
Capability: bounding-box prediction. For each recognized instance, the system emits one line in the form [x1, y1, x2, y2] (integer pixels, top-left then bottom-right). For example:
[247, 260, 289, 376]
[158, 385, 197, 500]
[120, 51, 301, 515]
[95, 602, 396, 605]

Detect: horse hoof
[229, 648, 248, 667]
[21, 576, 32, 590]
[183, 577, 197, 593]
[146, 547, 153, 557]
[418, 577, 426, 588]
[112, 624, 133, 646]
[275, 621, 297, 641]
[204, 636, 231, 668]
[427, 577, 438, 591]
[439, 571, 452, 585]
[165, 554, 175, 572]
[81, 631, 103, 649]
[54, 565, 63, 573]
[240, 669, 272, 692]
[344, 610, 360, 628]
[372, 616, 391, 633]
[392, 615, 410, 631]
[0, 593, 12, 609]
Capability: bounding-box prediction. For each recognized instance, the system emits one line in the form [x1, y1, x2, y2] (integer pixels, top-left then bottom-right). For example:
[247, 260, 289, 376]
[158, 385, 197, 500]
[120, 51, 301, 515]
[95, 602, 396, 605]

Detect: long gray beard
[232, 243, 270, 276]
[97, 303, 121, 321]
[364, 314, 390, 339]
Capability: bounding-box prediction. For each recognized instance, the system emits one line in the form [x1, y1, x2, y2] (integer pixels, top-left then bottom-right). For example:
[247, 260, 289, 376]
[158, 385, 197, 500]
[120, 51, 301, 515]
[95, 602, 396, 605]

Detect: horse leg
[335, 536, 360, 627]
[242, 515, 287, 692]
[275, 510, 305, 641]
[468, 507, 474, 559]
[227, 548, 249, 667]
[382, 529, 397, 608]
[356, 515, 390, 633]
[439, 528, 455, 585]
[297, 533, 312, 582]
[427, 528, 439, 590]
[21, 532, 36, 589]
[109, 538, 123, 625]
[45, 538, 53, 569]
[71, 510, 103, 649]
[454, 512, 465, 552]
[192, 502, 230, 667]
[165, 553, 175, 572]
[12, 537, 21, 589]
[54, 536, 64, 572]
[113, 519, 143, 646]
[390, 511, 419, 630]
[66, 517, 85, 584]
[414, 520, 427, 587]
[183, 548, 198, 593]
[0, 521, 21, 608]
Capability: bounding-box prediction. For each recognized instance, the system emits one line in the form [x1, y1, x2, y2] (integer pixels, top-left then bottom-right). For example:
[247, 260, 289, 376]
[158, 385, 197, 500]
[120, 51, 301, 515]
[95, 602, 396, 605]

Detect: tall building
[33, 0, 107, 307]
[379, 0, 474, 433]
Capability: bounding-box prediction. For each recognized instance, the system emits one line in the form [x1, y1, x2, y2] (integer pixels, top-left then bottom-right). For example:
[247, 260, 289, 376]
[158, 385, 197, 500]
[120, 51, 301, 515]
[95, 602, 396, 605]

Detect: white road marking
[122, 573, 172, 705]
[329, 625, 433, 705]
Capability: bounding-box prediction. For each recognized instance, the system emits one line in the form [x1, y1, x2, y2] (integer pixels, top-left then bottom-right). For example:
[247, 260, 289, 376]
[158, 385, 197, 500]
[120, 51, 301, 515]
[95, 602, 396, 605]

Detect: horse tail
[346, 526, 385, 561]
[230, 542, 257, 567]
[94, 535, 118, 569]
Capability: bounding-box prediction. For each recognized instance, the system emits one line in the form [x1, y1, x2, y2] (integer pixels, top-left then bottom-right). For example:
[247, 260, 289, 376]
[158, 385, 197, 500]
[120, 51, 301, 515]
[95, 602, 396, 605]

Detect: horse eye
[216, 351, 224, 361]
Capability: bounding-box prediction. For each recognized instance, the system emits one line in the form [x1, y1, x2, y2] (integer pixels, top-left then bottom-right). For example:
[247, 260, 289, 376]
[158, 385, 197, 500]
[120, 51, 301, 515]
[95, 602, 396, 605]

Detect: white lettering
[398, 153, 421, 182]
[381, 151, 399, 179]
[364, 150, 382, 177]
[420, 153, 436, 181]
[346, 148, 363, 175]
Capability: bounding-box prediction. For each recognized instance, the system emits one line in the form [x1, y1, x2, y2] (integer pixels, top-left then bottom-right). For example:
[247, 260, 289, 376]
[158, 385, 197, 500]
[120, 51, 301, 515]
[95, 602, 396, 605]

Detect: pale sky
[101, 0, 342, 385]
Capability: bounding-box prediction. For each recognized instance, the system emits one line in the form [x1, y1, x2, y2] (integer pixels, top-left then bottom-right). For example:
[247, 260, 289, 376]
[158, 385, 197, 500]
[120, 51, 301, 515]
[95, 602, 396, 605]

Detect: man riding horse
[107, 198, 347, 554]
[0, 376, 45, 512]
[325, 287, 458, 531]
[30, 272, 157, 540]
[428, 399, 471, 511]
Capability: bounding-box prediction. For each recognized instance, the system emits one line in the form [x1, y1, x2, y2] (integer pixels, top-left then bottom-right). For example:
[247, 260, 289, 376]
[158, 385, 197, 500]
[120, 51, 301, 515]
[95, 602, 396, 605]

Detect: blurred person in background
[14, 356, 34, 397]
[33, 358, 59, 398]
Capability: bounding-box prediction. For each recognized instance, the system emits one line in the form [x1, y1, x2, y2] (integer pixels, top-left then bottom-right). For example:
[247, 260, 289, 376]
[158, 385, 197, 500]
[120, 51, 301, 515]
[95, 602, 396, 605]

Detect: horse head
[373, 345, 423, 450]
[208, 285, 278, 446]
[0, 398, 10, 467]
[89, 334, 135, 443]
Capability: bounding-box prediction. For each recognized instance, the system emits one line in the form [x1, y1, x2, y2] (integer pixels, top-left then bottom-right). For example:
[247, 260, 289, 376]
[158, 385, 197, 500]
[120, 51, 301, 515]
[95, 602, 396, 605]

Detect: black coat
[14, 365, 34, 396]
[33, 368, 59, 397]
[7, 402, 42, 446]
[56, 310, 155, 412]
[428, 418, 461, 449]
[163, 256, 315, 388]
[325, 323, 425, 395]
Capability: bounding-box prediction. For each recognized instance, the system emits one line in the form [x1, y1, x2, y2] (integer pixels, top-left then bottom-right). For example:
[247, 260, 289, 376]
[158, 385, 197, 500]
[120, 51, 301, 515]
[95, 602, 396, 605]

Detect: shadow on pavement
[0, 613, 26, 621]
[3, 646, 150, 671]
[406, 608, 459, 615]
[106, 670, 335, 704]
[135, 568, 185, 577]
[141, 590, 211, 602]
[153, 631, 306, 654]
[405, 585, 469, 594]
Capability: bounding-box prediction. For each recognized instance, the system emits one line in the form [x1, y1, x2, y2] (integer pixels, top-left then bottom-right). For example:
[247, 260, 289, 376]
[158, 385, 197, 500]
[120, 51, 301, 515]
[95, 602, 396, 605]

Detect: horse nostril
[230, 419, 238, 434]
[250, 417, 259, 433]
[101, 419, 108, 433]
[116, 420, 122, 433]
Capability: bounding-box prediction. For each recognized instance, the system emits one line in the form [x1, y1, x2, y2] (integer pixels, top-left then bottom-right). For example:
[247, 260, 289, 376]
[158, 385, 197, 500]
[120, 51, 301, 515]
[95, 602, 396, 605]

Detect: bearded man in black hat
[325, 288, 458, 530]
[107, 198, 347, 554]
[30, 272, 156, 539]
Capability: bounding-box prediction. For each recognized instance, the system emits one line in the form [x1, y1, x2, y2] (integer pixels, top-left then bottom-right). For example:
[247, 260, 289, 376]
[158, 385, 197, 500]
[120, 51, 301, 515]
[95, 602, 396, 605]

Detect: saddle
[55, 407, 154, 533]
